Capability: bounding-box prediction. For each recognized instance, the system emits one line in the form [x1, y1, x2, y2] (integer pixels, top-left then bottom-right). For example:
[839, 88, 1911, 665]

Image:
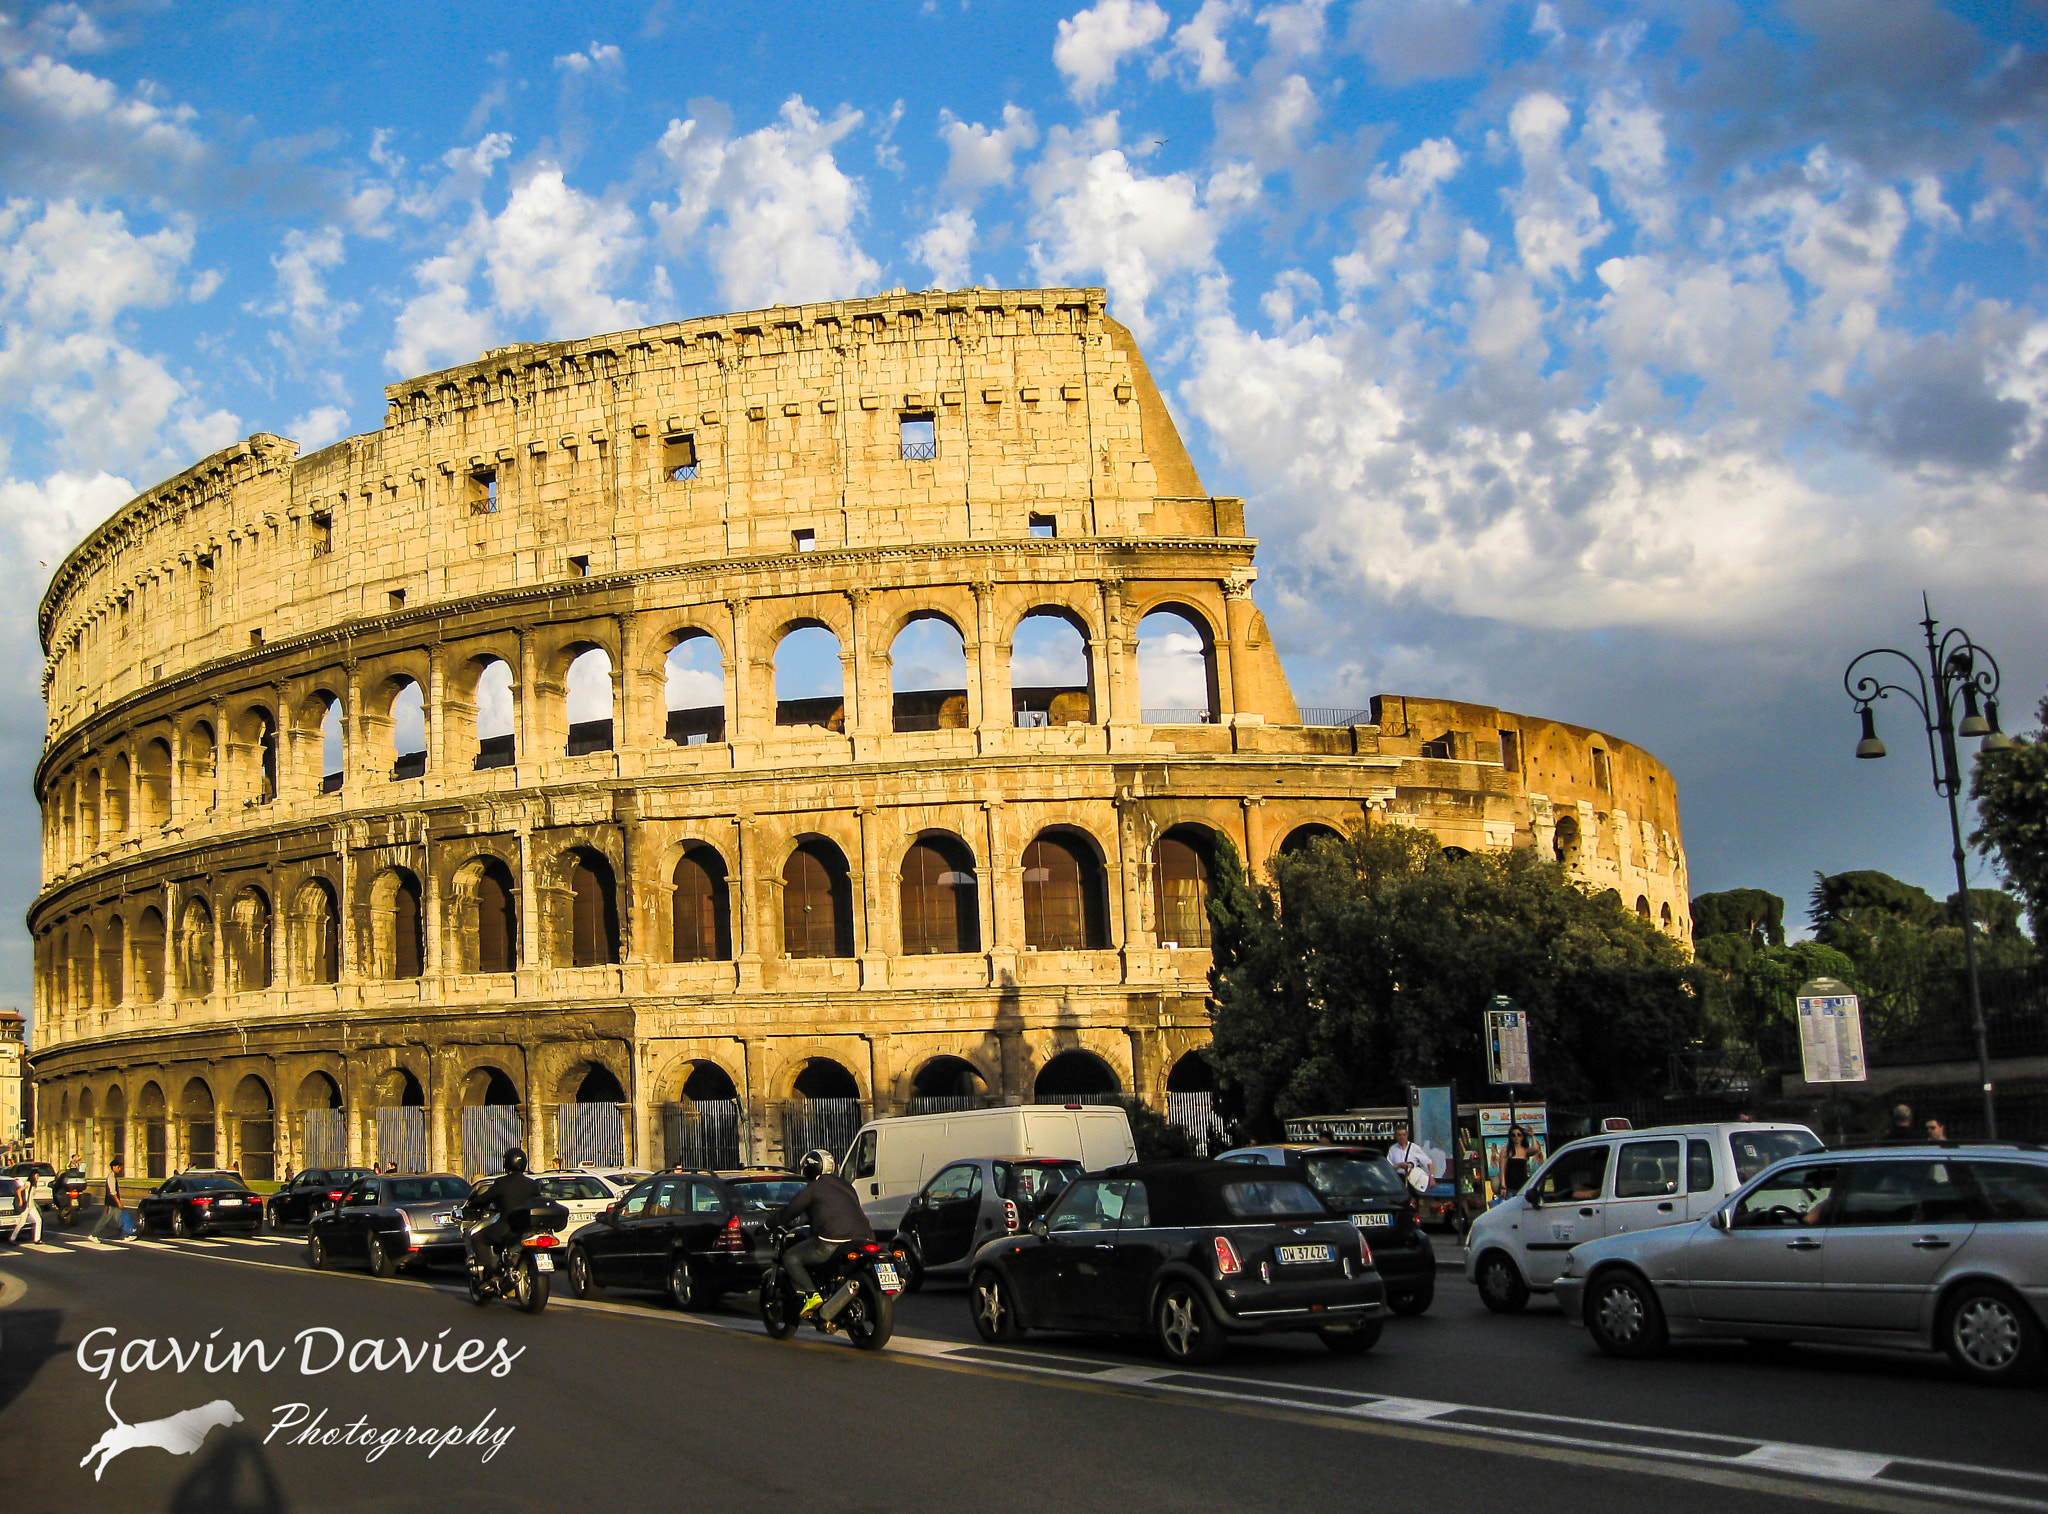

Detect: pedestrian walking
[1882, 1103, 1920, 1143]
[87, 1159, 129, 1244]
[6, 1174, 42, 1245]
[1385, 1124, 1430, 1192]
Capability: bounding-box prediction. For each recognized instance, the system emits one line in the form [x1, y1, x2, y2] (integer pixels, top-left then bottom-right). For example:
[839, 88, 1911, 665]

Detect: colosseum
[27, 286, 1691, 1181]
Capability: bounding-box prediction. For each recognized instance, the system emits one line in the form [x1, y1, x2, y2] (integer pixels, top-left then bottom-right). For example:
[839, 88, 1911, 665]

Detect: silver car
[1553, 1144, 2048, 1384]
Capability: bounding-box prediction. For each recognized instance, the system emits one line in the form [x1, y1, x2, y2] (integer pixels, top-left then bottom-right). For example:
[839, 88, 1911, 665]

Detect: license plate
[531, 1254, 555, 1273]
[432, 1211, 455, 1226]
[1351, 1212, 1390, 1228]
[1276, 1244, 1334, 1265]
[874, 1263, 902, 1294]
[218, 1200, 244, 1207]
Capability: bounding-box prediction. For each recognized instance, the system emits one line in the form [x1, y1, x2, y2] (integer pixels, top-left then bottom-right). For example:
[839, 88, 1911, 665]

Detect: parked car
[895, 1157, 1082, 1289]
[527, 1171, 624, 1234]
[1220, 1145, 1437, 1314]
[266, 1167, 377, 1229]
[564, 1170, 780, 1309]
[1466, 1121, 1822, 1313]
[724, 1173, 805, 1213]
[6, 1162, 56, 1208]
[841, 1105, 1137, 1233]
[966, 1159, 1387, 1366]
[1554, 1144, 2048, 1384]
[138, 1171, 264, 1239]
[307, 1172, 474, 1276]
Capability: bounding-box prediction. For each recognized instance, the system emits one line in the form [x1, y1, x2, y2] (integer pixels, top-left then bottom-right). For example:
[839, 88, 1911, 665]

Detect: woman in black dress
[1502, 1125, 1534, 1194]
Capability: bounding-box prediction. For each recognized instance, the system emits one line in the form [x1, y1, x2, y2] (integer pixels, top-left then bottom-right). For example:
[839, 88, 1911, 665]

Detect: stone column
[336, 823, 357, 982]
[855, 804, 886, 987]
[1097, 577, 1130, 729]
[733, 814, 760, 990]
[160, 881, 178, 1003]
[344, 663, 368, 790]
[844, 588, 869, 737]
[426, 642, 447, 778]
[516, 819, 539, 970]
[1222, 570, 1258, 722]
[726, 597, 751, 743]
[516, 629, 537, 768]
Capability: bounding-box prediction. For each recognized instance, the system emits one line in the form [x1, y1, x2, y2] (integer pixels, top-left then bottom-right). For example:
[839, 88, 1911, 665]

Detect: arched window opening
[1660, 902, 1674, 930]
[565, 647, 615, 755]
[461, 858, 518, 974]
[292, 879, 340, 985]
[1034, 1050, 1121, 1102]
[899, 835, 980, 954]
[137, 1081, 168, 1179]
[370, 868, 424, 979]
[1167, 1050, 1216, 1092]
[298, 1072, 345, 1167]
[1011, 611, 1093, 726]
[793, 1058, 859, 1100]
[133, 907, 166, 1001]
[1636, 894, 1653, 920]
[390, 680, 426, 779]
[684, 1062, 738, 1101]
[107, 755, 130, 835]
[73, 926, 96, 1008]
[1137, 608, 1217, 724]
[909, 1056, 989, 1113]
[79, 771, 100, 848]
[139, 738, 172, 826]
[575, 1064, 628, 1103]
[774, 625, 844, 730]
[177, 899, 214, 998]
[782, 840, 854, 959]
[1022, 831, 1110, 951]
[1277, 823, 1343, 859]
[1441, 846, 1473, 862]
[664, 633, 725, 745]
[672, 846, 732, 962]
[238, 708, 279, 801]
[318, 694, 345, 792]
[474, 658, 516, 769]
[180, 1078, 215, 1170]
[234, 1075, 276, 1182]
[375, 1067, 426, 1107]
[188, 723, 218, 811]
[228, 887, 273, 991]
[99, 916, 125, 1005]
[1153, 825, 1217, 950]
[1553, 814, 1581, 868]
[461, 1067, 522, 1106]
[564, 850, 621, 967]
[890, 616, 968, 733]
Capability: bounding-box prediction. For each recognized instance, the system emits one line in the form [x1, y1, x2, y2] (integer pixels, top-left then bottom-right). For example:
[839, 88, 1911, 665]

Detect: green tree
[1691, 889, 1786, 948]
[1205, 827, 1705, 1139]
[1973, 691, 2048, 941]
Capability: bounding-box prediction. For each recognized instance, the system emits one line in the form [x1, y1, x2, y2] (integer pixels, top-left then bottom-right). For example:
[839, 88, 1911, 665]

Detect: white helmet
[800, 1149, 837, 1181]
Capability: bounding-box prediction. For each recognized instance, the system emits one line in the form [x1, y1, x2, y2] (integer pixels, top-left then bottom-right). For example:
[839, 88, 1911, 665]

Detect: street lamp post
[1842, 594, 2015, 1140]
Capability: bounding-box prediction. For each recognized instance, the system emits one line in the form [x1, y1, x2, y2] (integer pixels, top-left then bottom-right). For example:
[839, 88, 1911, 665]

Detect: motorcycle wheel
[467, 1269, 492, 1307]
[56, 1206, 76, 1227]
[514, 1256, 549, 1314]
[760, 1270, 799, 1340]
[842, 1277, 894, 1352]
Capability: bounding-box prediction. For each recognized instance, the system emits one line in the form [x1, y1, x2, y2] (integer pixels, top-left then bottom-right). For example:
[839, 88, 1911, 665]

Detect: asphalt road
[1, 1222, 2043, 1514]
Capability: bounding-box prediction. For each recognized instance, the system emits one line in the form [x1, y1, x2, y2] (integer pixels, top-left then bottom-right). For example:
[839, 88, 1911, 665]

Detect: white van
[841, 1105, 1138, 1232]
[1464, 1121, 1822, 1312]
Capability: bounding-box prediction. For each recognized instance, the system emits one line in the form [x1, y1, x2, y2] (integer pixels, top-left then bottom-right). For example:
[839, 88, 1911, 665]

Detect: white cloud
[911, 208, 976, 289]
[1053, 0, 1170, 102]
[1167, 0, 1245, 87]
[1348, 0, 1497, 84]
[653, 97, 879, 310]
[553, 42, 623, 74]
[0, 469, 133, 583]
[939, 105, 1038, 193]
[0, 54, 206, 197]
[1504, 91, 1609, 281]
[257, 226, 357, 351]
[287, 405, 351, 451]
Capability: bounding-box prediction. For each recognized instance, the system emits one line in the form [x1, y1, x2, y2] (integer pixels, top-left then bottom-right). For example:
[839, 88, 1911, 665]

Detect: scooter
[759, 1225, 900, 1350]
[462, 1206, 568, 1314]
[53, 1172, 88, 1227]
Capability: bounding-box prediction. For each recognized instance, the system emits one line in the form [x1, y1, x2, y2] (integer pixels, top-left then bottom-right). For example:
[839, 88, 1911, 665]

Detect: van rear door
[1079, 1108, 1138, 1170]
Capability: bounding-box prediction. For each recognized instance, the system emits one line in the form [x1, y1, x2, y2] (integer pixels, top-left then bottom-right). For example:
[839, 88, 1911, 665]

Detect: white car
[1465, 1121, 1822, 1312]
[528, 1171, 628, 1235]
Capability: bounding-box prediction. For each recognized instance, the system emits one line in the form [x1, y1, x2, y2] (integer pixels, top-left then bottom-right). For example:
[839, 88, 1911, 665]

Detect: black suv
[1219, 1145, 1437, 1314]
[566, 1170, 789, 1310]
[267, 1167, 377, 1229]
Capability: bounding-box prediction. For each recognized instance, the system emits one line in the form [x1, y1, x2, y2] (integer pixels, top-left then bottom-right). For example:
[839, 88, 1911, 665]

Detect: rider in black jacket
[772, 1149, 872, 1315]
[467, 1147, 542, 1273]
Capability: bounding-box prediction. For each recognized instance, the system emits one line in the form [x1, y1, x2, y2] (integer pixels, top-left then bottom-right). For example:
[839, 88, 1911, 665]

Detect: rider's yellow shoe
[799, 1291, 825, 1317]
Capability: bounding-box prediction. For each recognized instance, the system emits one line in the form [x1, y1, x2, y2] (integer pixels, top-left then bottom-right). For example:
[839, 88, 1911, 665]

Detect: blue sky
[3, 0, 2045, 1011]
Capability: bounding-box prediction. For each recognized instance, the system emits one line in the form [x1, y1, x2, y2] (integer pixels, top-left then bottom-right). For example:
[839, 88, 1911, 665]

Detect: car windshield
[334, 1168, 375, 1183]
[1729, 1129, 1823, 1184]
[388, 1178, 469, 1203]
[1218, 1179, 1325, 1218]
[536, 1177, 609, 1201]
[998, 1163, 1078, 1205]
[1302, 1153, 1406, 1200]
[186, 1175, 242, 1192]
[733, 1180, 805, 1210]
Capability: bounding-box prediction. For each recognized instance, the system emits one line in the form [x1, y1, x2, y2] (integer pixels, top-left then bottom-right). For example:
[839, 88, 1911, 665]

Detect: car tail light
[191, 1196, 212, 1207]
[1212, 1236, 1242, 1276]
[1004, 1199, 1019, 1232]
[715, 1217, 745, 1252]
[326, 1190, 344, 1201]
[1358, 1232, 1373, 1268]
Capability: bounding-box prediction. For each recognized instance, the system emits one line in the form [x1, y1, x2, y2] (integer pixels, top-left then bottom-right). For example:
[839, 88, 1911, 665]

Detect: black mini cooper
[139, 1171, 264, 1238]
[966, 1159, 1386, 1365]
[1220, 1144, 1438, 1314]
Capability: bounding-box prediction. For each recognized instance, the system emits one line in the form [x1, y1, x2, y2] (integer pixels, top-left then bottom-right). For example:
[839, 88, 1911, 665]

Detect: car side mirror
[1523, 1188, 1541, 1209]
[1029, 1218, 1049, 1238]
[1709, 1206, 1731, 1231]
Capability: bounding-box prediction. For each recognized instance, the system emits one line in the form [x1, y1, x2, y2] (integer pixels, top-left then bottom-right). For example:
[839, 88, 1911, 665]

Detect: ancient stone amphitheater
[28, 286, 1691, 1180]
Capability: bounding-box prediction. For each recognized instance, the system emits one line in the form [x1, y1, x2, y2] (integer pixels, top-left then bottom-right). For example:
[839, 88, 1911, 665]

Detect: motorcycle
[53, 1172, 88, 1227]
[462, 1204, 568, 1314]
[760, 1226, 900, 1351]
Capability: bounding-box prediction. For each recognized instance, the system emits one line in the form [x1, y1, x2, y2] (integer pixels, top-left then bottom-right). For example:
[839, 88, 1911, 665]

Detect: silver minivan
[1464, 1121, 1822, 1312]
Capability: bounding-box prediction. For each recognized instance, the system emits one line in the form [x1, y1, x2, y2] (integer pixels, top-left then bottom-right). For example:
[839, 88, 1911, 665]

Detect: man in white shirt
[1385, 1125, 1430, 1191]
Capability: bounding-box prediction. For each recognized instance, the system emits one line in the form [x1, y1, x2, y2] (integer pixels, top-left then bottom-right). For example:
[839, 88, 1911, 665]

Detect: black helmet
[799, 1148, 836, 1182]
[503, 1147, 529, 1176]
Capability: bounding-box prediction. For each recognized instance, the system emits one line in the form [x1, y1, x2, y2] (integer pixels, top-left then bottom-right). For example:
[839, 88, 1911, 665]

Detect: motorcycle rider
[771, 1149, 872, 1317]
[465, 1146, 542, 1278]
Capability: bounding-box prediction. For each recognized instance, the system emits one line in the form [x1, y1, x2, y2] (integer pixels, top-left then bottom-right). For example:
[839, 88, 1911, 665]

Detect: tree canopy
[1973, 691, 2048, 941]
[1205, 826, 1704, 1140]
[1691, 888, 1786, 948]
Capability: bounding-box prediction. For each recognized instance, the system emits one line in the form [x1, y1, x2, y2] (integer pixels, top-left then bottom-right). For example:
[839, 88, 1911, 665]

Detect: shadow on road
[0, 1305, 69, 1415]
[167, 1431, 292, 1514]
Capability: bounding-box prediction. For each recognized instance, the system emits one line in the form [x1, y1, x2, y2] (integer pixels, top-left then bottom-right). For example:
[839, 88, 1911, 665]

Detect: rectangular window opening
[1419, 733, 1454, 760]
[569, 554, 591, 578]
[1593, 748, 1612, 791]
[1028, 513, 1057, 539]
[793, 529, 816, 553]
[1498, 729, 1520, 771]
[899, 412, 937, 461]
[388, 589, 406, 611]
[311, 513, 333, 556]
[249, 629, 264, 648]
[663, 434, 699, 482]
[469, 468, 498, 514]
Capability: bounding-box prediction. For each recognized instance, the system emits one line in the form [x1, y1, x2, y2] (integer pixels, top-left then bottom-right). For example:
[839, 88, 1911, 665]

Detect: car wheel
[666, 1253, 697, 1311]
[1390, 1276, 1436, 1316]
[366, 1233, 395, 1279]
[306, 1230, 328, 1271]
[173, 1208, 196, 1240]
[1941, 1283, 2044, 1385]
[1320, 1318, 1384, 1354]
[567, 1245, 602, 1300]
[1585, 1270, 1668, 1360]
[969, 1269, 1026, 1344]
[1155, 1280, 1227, 1366]
[1476, 1252, 1529, 1314]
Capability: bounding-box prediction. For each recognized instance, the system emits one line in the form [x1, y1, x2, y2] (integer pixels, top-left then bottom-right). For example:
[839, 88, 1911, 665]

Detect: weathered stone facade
[28, 286, 1689, 1177]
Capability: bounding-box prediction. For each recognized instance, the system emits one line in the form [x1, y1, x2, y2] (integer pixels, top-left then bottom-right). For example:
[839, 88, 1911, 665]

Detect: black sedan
[266, 1167, 377, 1228]
[566, 1170, 786, 1309]
[967, 1160, 1387, 1365]
[138, 1171, 264, 1238]
[307, 1173, 474, 1276]
[1220, 1144, 1437, 1314]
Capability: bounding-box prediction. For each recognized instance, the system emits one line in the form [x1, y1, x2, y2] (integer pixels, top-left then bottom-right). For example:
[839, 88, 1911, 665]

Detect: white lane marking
[1094, 1365, 1175, 1385]
[1737, 1445, 1895, 1481]
[1350, 1397, 1464, 1423]
[21, 1243, 70, 1254]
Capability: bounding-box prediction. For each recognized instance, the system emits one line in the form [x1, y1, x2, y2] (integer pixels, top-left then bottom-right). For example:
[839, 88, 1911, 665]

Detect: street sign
[1796, 988, 1867, 1084]
[1484, 999, 1531, 1085]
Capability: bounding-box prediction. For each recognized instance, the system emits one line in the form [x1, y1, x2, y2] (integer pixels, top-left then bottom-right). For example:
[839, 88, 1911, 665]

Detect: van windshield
[1302, 1154, 1406, 1201]
[1729, 1129, 1823, 1184]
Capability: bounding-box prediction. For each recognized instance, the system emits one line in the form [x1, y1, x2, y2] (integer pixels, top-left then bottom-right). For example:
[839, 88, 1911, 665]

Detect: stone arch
[1442, 845, 1473, 861]
[773, 622, 845, 731]
[226, 885, 273, 991]
[1277, 823, 1344, 865]
[460, 1064, 523, 1106]
[377, 676, 427, 779]
[232, 1073, 276, 1181]
[889, 613, 969, 733]
[106, 752, 131, 835]
[138, 737, 173, 826]
[176, 896, 213, 997]
[899, 831, 980, 955]
[781, 836, 855, 958]
[232, 704, 279, 802]
[662, 627, 726, 745]
[79, 767, 100, 849]
[295, 1071, 342, 1110]
[289, 877, 340, 985]
[72, 923, 96, 1008]
[1660, 901, 1674, 930]
[1636, 894, 1653, 920]
[1166, 1049, 1216, 1092]
[185, 719, 218, 812]
[671, 843, 733, 962]
[1136, 603, 1218, 724]
[100, 1082, 128, 1169]
[135, 1078, 169, 1179]
[1553, 813, 1582, 868]
[307, 688, 345, 792]
[788, 1056, 860, 1101]
[1010, 605, 1095, 726]
[448, 853, 519, 974]
[99, 913, 126, 1005]
[1034, 1049, 1122, 1099]
[373, 1066, 426, 1106]
[1022, 826, 1111, 951]
[368, 866, 424, 979]
[563, 644, 615, 755]
[132, 906, 165, 1001]
[466, 654, 518, 769]
[675, 1059, 741, 1103]
[908, 1054, 990, 1104]
[558, 1060, 628, 1105]
[180, 1076, 218, 1169]
[1153, 822, 1222, 950]
[550, 845, 621, 967]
